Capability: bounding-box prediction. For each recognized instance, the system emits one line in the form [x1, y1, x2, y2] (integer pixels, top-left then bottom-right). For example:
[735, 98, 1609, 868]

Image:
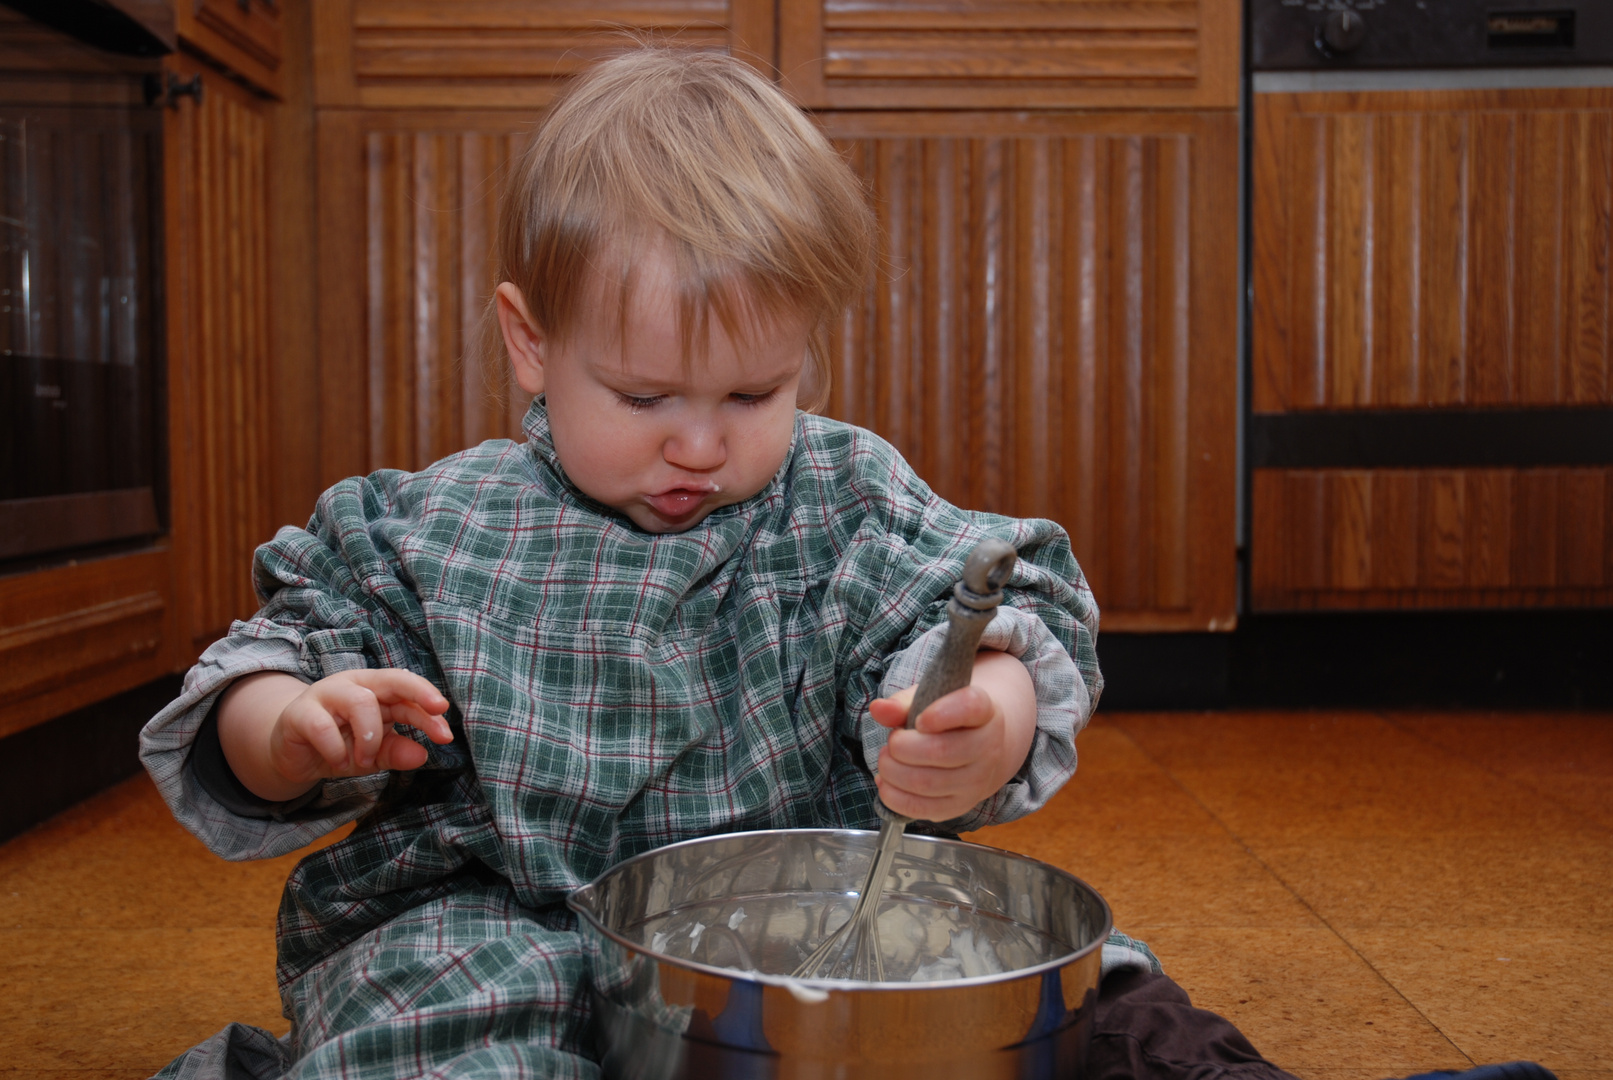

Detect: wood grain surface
[315, 112, 536, 483]
[823, 111, 1239, 631]
[1251, 467, 1613, 610]
[1253, 87, 1613, 412]
[781, 0, 1239, 110]
[163, 58, 277, 652]
[313, 0, 775, 109]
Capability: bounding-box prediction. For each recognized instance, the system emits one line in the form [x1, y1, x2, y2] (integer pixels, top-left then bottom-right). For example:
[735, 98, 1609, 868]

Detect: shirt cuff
[861, 604, 1091, 833]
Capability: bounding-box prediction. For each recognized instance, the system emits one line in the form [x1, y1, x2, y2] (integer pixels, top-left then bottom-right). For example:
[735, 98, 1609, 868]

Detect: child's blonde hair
[496, 47, 875, 411]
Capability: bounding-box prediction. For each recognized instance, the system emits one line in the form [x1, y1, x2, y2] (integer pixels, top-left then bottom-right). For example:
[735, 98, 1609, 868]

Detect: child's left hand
[868, 649, 1038, 822]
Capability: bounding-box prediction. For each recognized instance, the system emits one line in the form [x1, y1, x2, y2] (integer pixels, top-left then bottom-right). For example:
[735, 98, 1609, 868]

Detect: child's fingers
[909, 686, 995, 734]
[885, 723, 993, 771]
[281, 704, 354, 773]
[346, 668, 450, 716]
[383, 700, 455, 744]
[315, 679, 393, 771]
[375, 731, 430, 772]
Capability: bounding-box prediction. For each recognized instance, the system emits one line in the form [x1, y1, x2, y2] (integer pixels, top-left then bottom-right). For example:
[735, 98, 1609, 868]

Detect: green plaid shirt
[141, 401, 1102, 1079]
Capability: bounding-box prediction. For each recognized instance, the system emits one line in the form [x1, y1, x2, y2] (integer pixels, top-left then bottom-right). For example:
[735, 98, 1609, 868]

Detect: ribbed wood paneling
[1251, 467, 1613, 610]
[317, 113, 535, 480]
[823, 112, 1238, 631]
[782, 0, 1239, 110]
[313, 0, 775, 108]
[164, 60, 276, 648]
[1253, 88, 1613, 411]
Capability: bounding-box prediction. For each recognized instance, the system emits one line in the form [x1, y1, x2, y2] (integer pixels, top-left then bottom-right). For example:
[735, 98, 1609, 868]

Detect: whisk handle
[903, 538, 1018, 729]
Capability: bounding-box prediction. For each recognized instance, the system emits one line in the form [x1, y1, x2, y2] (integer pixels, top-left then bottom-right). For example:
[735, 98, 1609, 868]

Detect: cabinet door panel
[823, 111, 1237, 631]
[782, 0, 1239, 110]
[317, 112, 535, 481]
[314, 0, 776, 108]
[1252, 467, 1613, 610]
[164, 58, 276, 650]
[1253, 88, 1613, 412]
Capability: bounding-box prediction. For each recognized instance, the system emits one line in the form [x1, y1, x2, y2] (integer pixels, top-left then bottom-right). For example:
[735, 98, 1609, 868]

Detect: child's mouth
[644, 487, 716, 521]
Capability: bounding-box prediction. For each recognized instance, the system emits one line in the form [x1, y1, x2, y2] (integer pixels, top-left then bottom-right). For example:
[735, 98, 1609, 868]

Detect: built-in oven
[0, 1, 172, 566]
[1244, 0, 1613, 614]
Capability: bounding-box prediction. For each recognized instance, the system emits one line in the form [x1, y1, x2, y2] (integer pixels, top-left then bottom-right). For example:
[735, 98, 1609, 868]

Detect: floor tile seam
[1106, 718, 1478, 1068]
[1373, 712, 1613, 838]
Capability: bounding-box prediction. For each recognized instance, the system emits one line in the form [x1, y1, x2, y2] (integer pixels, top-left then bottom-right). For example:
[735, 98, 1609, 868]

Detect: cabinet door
[780, 0, 1239, 111]
[164, 56, 277, 653]
[823, 111, 1239, 631]
[312, 0, 776, 109]
[1250, 87, 1613, 611]
[315, 112, 534, 481]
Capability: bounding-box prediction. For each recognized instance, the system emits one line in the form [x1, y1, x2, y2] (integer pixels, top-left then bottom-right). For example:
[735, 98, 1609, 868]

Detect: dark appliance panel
[1251, 0, 1613, 70]
[0, 7, 165, 562]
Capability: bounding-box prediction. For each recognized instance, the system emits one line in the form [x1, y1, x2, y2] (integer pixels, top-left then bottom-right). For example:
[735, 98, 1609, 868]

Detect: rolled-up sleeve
[864, 602, 1088, 833]
[140, 621, 392, 860]
[141, 471, 454, 861]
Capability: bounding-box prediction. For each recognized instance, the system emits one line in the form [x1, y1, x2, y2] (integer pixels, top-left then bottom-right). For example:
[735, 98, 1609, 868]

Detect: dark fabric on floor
[1087, 967, 1300, 1080]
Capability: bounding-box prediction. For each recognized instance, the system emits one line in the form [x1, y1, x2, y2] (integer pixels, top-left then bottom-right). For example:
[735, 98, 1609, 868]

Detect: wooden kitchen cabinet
[1253, 87, 1613, 412]
[0, 45, 279, 737]
[163, 54, 277, 652]
[1250, 86, 1613, 612]
[823, 111, 1239, 631]
[779, 0, 1240, 111]
[302, 2, 1242, 633]
[311, 0, 776, 109]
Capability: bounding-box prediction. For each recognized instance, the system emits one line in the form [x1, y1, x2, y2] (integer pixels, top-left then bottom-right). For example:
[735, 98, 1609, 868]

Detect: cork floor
[0, 710, 1608, 1079]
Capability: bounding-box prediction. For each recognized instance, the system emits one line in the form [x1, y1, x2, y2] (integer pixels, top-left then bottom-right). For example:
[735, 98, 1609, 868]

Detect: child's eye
[616, 393, 665, 410]
[730, 389, 778, 407]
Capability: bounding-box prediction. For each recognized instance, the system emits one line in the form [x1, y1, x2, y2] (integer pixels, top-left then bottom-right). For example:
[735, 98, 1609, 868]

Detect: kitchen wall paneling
[316, 112, 536, 481]
[163, 57, 277, 652]
[312, 0, 777, 109]
[1250, 467, 1613, 610]
[823, 111, 1239, 631]
[781, 0, 1239, 111]
[1253, 87, 1613, 411]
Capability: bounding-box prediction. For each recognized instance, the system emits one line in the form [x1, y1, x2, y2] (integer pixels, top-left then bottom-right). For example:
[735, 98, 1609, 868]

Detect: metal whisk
[793, 538, 1018, 981]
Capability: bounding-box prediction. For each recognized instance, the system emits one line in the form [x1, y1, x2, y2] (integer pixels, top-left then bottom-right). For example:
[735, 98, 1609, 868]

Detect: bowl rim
[566, 827, 1114, 992]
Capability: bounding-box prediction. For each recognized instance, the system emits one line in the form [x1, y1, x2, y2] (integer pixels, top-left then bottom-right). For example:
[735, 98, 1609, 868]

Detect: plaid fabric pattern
[142, 401, 1102, 1078]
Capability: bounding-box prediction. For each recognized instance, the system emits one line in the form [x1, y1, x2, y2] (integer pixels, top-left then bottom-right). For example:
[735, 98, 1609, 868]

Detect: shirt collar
[520, 396, 799, 529]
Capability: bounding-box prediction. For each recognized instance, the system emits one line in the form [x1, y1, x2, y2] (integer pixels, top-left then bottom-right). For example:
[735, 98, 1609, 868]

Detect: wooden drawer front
[1253, 88, 1613, 412]
[782, 0, 1238, 110]
[0, 549, 173, 739]
[316, 0, 775, 108]
[822, 112, 1238, 631]
[316, 113, 536, 482]
[1251, 467, 1613, 611]
[180, 0, 284, 96]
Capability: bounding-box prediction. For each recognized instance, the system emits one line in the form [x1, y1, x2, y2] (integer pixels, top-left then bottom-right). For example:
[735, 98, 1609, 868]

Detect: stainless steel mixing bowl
[568, 828, 1112, 1080]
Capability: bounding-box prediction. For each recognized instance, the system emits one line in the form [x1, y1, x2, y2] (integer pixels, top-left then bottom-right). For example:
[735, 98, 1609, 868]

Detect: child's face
[497, 251, 808, 533]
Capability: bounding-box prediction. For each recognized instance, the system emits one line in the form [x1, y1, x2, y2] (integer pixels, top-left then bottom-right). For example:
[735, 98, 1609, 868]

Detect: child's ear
[495, 282, 546, 396]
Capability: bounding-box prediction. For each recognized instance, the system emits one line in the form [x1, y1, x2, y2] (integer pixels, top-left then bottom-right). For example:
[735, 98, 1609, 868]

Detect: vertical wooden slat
[1566, 111, 1613, 403]
[1517, 110, 1565, 403]
[1422, 109, 1469, 406]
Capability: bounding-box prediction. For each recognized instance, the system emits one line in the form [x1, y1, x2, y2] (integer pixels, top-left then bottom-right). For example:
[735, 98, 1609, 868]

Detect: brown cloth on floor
[1087, 968, 1300, 1080]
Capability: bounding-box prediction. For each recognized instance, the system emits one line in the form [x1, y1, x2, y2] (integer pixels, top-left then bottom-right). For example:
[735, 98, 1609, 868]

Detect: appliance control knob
[1317, 9, 1367, 55]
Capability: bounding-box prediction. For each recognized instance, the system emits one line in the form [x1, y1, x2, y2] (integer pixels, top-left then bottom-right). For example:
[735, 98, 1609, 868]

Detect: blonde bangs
[495, 47, 874, 410]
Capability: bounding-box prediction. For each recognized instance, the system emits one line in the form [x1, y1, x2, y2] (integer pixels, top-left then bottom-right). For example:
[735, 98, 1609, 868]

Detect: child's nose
[663, 422, 726, 471]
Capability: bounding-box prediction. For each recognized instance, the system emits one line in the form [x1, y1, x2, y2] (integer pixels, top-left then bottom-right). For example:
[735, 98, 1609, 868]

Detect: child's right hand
[267, 669, 454, 786]
[217, 668, 454, 802]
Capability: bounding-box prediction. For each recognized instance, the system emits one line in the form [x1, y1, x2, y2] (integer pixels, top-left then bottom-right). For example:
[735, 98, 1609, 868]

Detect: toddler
[141, 46, 1537, 1080]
